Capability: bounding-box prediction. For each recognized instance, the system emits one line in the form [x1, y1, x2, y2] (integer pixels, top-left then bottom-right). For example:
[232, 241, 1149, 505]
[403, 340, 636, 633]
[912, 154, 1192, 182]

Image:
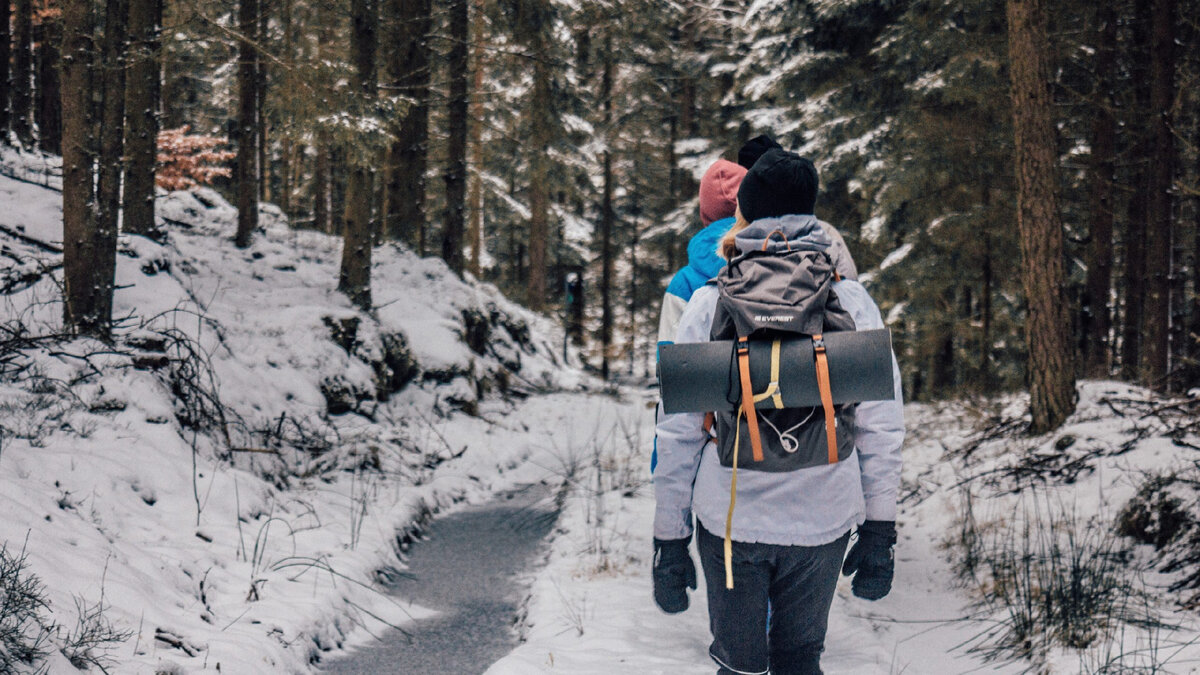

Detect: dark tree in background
[338, 0, 378, 310]
[235, 0, 260, 248]
[442, 0, 468, 275]
[0, 0, 9, 136]
[382, 0, 432, 249]
[12, 0, 33, 145]
[97, 0, 128, 263]
[1006, 0, 1077, 432]
[123, 0, 161, 237]
[1082, 1, 1116, 379]
[34, 10, 62, 155]
[61, 0, 116, 338]
[1140, 0, 1178, 388]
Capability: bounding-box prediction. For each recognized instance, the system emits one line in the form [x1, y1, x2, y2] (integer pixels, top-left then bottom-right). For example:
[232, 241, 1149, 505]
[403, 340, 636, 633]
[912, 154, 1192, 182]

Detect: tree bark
[123, 0, 160, 237]
[0, 0, 9, 136]
[1140, 0, 1177, 388]
[34, 15, 62, 154]
[525, 6, 552, 312]
[12, 0, 33, 145]
[234, 0, 259, 248]
[62, 0, 113, 338]
[1006, 0, 1076, 432]
[442, 0, 468, 275]
[382, 0, 431, 249]
[338, 0, 378, 310]
[599, 33, 614, 379]
[467, 0, 486, 277]
[1083, 2, 1116, 378]
[97, 0, 127, 280]
[256, 2, 269, 204]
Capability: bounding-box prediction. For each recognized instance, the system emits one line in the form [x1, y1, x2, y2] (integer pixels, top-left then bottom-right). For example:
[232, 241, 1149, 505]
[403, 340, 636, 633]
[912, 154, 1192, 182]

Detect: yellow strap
[725, 409, 741, 590]
[769, 339, 784, 409]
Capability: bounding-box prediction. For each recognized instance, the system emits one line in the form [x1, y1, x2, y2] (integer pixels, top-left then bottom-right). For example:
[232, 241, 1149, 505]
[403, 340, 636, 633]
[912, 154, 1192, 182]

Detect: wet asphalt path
[322, 484, 559, 675]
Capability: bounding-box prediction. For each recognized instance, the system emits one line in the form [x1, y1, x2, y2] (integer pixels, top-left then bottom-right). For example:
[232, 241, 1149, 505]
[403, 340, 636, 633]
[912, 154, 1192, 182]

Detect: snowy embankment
[489, 383, 1200, 674]
[0, 148, 592, 673]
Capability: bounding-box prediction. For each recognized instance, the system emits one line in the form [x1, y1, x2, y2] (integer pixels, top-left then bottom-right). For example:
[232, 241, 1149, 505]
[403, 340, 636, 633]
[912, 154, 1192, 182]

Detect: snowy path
[486, 394, 1028, 674]
[322, 484, 560, 674]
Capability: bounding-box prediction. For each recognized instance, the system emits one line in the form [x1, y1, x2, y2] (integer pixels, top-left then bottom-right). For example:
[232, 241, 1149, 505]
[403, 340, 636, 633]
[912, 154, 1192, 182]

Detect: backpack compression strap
[735, 338, 765, 463]
[813, 335, 839, 464]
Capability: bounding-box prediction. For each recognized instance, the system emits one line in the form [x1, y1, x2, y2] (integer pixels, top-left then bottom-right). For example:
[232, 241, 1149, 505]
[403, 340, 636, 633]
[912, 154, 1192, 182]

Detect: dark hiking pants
[697, 524, 849, 675]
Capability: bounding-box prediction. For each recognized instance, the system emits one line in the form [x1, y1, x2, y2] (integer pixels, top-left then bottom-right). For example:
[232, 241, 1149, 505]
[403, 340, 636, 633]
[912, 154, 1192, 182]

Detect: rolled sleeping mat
[657, 328, 895, 415]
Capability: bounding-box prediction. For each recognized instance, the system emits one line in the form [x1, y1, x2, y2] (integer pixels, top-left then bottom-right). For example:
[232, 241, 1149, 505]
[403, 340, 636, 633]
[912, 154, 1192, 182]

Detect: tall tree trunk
[382, 0, 431, 249]
[0, 0, 9, 137]
[1006, 0, 1077, 432]
[256, 2, 269, 204]
[981, 232, 994, 387]
[312, 3, 333, 233]
[1121, 0, 1152, 380]
[234, 0, 259, 248]
[62, 0, 112, 338]
[526, 10, 552, 312]
[1140, 0, 1177, 387]
[35, 16, 62, 154]
[467, 0, 486, 278]
[442, 0, 468, 274]
[123, 0, 160, 237]
[599, 33, 614, 379]
[279, 0, 293, 218]
[12, 0, 33, 145]
[1084, 2, 1117, 378]
[97, 0, 127, 277]
[338, 0, 377, 310]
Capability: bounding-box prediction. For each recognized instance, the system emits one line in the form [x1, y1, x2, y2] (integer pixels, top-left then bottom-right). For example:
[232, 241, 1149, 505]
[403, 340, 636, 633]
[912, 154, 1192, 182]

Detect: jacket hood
[688, 217, 734, 279]
[734, 214, 830, 255]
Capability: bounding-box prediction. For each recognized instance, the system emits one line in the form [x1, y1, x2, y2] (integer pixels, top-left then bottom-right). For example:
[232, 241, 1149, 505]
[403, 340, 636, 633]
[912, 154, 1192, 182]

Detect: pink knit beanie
[699, 159, 748, 226]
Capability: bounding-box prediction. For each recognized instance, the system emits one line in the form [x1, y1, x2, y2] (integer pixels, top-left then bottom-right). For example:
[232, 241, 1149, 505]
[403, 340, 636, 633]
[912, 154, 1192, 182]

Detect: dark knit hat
[736, 148, 819, 222]
[737, 134, 783, 169]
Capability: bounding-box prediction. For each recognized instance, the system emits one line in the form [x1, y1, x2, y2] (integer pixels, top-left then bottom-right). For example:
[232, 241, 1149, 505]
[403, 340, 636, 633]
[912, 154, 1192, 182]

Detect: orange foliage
[156, 126, 236, 191]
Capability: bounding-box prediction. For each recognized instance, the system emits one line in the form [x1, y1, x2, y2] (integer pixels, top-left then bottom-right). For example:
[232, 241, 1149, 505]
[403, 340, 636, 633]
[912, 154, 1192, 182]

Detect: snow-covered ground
[5, 147, 1200, 674]
[0, 150, 597, 674]
[489, 384, 1200, 674]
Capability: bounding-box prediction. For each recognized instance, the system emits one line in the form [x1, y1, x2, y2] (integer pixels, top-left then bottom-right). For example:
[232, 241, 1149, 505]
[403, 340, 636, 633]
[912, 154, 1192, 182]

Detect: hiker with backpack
[652, 148, 904, 675]
[652, 135, 858, 474]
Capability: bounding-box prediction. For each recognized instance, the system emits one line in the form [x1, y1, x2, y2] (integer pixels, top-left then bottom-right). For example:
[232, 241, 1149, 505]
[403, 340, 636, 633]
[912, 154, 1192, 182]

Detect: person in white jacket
[651, 149, 904, 675]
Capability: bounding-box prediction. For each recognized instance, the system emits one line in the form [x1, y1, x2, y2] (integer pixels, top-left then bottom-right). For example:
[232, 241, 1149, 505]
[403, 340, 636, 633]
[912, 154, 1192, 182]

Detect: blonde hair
[719, 208, 751, 261]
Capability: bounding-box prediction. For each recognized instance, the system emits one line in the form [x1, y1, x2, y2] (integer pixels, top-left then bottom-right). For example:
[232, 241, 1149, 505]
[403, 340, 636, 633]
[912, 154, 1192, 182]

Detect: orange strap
[761, 230, 793, 251]
[736, 338, 764, 462]
[702, 412, 717, 446]
[813, 335, 838, 464]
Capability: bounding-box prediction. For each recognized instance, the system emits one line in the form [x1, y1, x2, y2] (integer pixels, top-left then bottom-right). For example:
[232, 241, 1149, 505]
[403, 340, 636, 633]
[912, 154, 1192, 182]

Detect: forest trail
[322, 484, 560, 675]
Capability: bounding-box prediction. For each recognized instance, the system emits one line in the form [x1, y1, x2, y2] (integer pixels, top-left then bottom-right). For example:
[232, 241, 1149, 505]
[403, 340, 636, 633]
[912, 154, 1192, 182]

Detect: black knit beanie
[737, 134, 783, 169]
[736, 148, 819, 221]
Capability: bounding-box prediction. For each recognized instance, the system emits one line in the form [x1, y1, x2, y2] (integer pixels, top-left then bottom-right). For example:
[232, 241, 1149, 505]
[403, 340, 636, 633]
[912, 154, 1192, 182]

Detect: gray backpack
[708, 238, 857, 473]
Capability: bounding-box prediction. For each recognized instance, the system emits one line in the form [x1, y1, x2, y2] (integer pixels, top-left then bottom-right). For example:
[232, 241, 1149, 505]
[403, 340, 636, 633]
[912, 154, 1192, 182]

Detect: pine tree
[382, 0, 432, 249]
[338, 0, 379, 310]
[1007, 0, 1076, 431]
[443, 0, 469, 275]
[123, 0, 160, 237]
[235, 0, 260, 249]
[1083, 1, 1117, 378]
[0, 0, 9, 137]
[62, 0, 115, 338]
[1140, 0, 1178, 388]
[97, 0, 127, 274]
[12, 0, 33, 145]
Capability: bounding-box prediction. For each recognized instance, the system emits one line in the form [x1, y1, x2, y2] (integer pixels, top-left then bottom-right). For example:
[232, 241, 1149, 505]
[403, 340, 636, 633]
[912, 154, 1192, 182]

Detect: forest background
[3, 0, 1199, 423]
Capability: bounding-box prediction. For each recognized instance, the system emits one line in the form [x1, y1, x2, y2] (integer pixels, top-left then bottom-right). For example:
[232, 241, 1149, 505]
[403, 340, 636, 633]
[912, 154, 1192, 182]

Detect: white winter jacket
[652, 279, 904, 546]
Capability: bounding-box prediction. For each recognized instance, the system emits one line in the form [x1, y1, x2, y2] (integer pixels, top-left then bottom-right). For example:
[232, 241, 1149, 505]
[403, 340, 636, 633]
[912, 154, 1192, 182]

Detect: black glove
[841, 520, 896, 601]
[653, 536, 697, 613]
